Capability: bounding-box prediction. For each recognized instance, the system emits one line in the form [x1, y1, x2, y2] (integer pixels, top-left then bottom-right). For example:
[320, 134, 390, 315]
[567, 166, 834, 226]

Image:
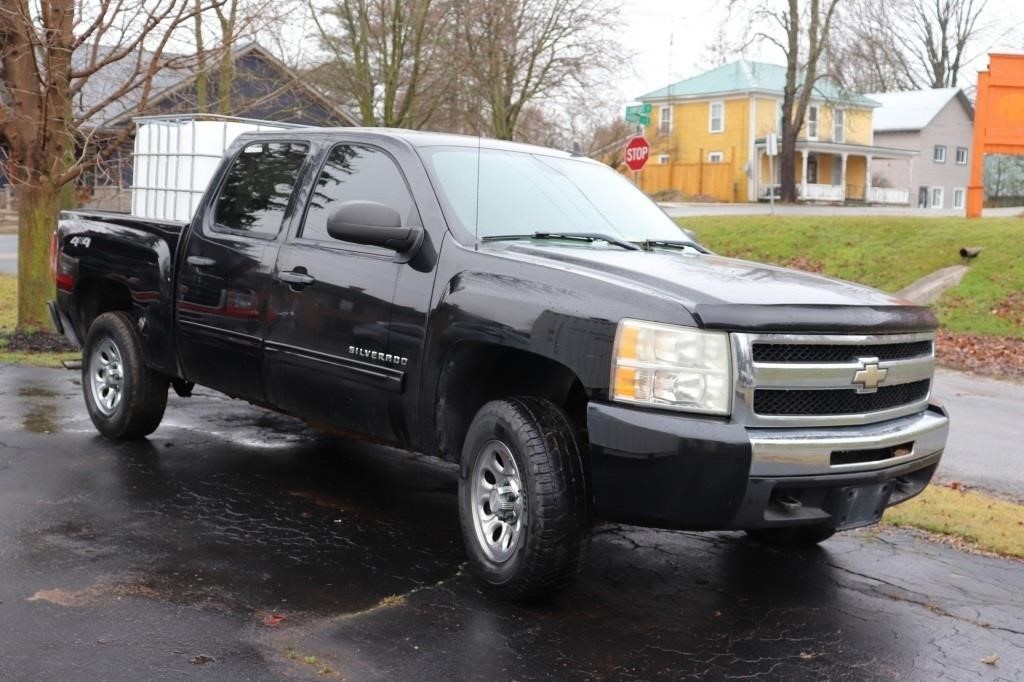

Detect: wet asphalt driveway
[0, 365, 1022, 681]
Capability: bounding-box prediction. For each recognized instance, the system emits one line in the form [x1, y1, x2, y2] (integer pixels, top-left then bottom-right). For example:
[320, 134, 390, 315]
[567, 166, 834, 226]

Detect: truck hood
[495, 244, 937, 333]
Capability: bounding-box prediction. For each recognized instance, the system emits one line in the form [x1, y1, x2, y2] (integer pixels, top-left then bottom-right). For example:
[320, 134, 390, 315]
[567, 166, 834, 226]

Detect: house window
[709, 101, 724, 133]
[807, 105, 819, 139]
[658, 154, 670, 164]
[931, 186, 944, 208]
[833, 108, 845, 143]
[708, 151, 724, 163]
[953, 187, 965, 209]
[956, 146, 968, 164]
[659, 106, 672, 135]
[933, 145, 947, 163]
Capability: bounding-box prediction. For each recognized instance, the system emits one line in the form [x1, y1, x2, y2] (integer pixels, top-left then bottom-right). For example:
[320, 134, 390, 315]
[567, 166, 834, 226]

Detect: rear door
[263, 142, 420, 440]
[176, 140, 309, 402]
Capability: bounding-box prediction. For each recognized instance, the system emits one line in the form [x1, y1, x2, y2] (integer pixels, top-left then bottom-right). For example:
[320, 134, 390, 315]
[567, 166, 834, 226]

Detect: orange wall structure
[968, 54, 1024, 217]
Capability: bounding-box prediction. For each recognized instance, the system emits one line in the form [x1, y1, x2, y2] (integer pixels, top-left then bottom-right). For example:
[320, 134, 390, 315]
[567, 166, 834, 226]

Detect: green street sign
[625, 103, 653, 126]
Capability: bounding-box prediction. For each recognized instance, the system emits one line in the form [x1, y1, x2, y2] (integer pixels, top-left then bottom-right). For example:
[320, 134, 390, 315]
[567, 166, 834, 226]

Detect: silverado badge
[852, 358, 887, 393]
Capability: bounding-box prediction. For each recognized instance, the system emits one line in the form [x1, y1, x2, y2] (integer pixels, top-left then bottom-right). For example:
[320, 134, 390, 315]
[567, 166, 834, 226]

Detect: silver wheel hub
[470, 440, 526, 563]
[89, 338, 125, 417]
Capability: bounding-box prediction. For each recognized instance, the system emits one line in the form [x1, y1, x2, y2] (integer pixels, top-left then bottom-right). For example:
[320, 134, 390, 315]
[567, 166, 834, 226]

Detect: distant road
[0, 235, 15, 275]
[661, 202, 1024, 219]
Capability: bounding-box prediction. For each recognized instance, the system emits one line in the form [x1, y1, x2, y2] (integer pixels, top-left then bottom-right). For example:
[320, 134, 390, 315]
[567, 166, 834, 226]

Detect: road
[661, 203, 1024, 219]
[0, 234, 15, 274]
[934, 368, 1024, 498]
[0, 364, 1022, 681]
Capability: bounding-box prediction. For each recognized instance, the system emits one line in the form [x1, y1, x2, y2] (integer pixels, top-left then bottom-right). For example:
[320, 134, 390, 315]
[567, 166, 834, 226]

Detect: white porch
[754, 141, 917, 205]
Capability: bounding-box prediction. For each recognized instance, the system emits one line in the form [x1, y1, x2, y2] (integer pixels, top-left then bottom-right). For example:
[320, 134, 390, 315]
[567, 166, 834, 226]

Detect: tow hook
[775, 494, 803, 511]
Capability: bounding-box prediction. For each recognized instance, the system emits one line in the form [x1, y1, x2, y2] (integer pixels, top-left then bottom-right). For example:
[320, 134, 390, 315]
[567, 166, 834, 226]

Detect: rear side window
[213, 141, 308, 237]
[301, 144, 415, 242]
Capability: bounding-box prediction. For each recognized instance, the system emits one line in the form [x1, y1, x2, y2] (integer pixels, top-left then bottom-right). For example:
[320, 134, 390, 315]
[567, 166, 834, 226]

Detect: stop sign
[624, 136, 650, 171]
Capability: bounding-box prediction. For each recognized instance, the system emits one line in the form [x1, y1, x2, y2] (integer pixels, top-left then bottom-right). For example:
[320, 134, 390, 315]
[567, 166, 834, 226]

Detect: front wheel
[745, 526, 836, 548]
[458, 397, 589, 601]
[82, 311, 169, 440]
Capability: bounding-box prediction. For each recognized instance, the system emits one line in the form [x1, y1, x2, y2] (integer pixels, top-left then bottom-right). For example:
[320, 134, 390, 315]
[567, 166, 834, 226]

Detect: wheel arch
[434, 340, 588, 463]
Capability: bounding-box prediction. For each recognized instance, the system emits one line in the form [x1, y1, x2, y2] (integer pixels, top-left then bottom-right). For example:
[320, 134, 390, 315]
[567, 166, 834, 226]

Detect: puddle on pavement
[17, 384, 61, 433]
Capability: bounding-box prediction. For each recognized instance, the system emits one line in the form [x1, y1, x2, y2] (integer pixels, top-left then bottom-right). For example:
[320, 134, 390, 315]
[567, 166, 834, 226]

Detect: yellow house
[634, 60, 916, 204]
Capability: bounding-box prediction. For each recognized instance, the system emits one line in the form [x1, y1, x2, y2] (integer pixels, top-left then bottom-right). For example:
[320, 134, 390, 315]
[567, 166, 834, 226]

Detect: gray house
[867, 88, 974, 210]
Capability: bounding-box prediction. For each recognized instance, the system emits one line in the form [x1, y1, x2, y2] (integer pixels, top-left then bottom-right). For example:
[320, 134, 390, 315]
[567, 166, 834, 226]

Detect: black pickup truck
[50, 129, 949, 600]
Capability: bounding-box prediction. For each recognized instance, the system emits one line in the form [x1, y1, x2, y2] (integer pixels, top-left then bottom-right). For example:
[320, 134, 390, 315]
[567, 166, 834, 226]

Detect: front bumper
[587, 401, 949, 531]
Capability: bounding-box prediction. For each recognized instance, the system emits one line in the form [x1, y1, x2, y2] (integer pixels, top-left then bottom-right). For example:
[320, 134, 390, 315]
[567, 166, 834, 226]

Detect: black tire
[82, 311, 169, 440]
[745, 525, 837, 548]
[458, 397, 590, 601]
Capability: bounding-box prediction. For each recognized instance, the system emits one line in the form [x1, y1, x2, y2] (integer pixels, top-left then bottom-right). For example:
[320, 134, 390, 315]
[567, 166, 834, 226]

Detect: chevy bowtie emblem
[852, 358, 887, 393]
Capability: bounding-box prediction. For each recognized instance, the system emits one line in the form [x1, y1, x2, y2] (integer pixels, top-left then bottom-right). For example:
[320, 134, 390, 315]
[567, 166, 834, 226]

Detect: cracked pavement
[0, 365, 1021, 681]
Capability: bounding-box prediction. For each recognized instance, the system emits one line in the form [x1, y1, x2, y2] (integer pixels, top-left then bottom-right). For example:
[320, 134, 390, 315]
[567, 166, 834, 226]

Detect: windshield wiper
[640, 239, 709, 254]
[482, 231, 642, 251]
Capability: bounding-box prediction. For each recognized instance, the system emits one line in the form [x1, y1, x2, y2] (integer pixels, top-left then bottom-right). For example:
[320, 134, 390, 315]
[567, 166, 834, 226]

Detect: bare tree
[0, 0, 202, 331]
[830, 0, 991, 91]
[756, 0, 841, 202]
[309, 0, 454, 128]
[455, 0, 619, 140]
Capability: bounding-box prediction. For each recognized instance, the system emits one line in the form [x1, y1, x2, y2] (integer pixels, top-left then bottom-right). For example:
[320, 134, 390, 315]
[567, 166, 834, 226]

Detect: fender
[55, 211, 185, 376]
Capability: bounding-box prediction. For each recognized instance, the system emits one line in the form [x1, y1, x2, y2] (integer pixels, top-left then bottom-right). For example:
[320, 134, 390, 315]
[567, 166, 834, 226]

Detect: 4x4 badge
[852, 358, 887, 393]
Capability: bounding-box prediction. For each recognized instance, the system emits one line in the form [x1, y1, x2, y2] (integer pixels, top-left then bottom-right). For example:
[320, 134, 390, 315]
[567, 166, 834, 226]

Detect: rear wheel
[458, 397, 589, 601]
[745, 526, 836, 548]
[82, 312, 169, 440]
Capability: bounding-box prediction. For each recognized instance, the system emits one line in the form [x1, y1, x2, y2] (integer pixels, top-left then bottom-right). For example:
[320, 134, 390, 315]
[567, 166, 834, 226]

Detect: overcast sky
[615, 0, 1024, 106]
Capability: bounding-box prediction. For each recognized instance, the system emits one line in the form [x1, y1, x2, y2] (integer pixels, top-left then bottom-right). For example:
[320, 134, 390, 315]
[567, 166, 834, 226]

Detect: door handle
[277, 270, 316, 287]
[187, 256, 217, 268]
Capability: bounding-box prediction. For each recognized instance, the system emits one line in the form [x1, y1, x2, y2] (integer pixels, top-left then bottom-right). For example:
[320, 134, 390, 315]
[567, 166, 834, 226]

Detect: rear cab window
[212, 141, 309, 238]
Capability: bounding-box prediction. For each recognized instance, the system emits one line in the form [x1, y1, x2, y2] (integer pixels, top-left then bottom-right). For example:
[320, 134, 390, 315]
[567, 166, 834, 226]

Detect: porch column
[840, 153, 848, 201]
[865, 155, 873, 201]
[801, 150, 808, 200]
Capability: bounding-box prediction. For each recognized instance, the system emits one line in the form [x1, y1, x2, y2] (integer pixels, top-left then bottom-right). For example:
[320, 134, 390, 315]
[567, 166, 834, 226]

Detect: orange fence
[968, 54, 1024, 217]
[635, 161, 736, 202]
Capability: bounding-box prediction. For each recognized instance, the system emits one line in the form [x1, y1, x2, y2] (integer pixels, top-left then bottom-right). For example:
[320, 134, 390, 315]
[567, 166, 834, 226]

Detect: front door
[176, 140, 310, 402]
[264, 142, 421, 440]
[807, 154, 818, 184]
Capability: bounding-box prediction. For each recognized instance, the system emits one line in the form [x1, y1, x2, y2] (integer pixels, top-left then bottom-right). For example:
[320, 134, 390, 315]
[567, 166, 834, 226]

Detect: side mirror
[326, 200, 422, 253]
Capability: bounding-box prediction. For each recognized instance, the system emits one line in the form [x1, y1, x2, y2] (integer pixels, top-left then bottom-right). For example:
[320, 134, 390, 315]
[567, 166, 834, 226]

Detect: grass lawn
[0, 274, 79, 368]
[681, 215, 1024, 338]
[884, 483, 1024, 559]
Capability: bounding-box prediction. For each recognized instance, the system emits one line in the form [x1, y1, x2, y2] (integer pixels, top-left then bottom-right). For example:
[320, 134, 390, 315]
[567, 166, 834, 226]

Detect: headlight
[610, 319, 732, 415]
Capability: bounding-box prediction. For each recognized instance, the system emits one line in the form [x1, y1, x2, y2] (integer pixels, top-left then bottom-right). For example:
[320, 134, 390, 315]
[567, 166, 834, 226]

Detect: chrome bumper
[747, 406, 949, 477]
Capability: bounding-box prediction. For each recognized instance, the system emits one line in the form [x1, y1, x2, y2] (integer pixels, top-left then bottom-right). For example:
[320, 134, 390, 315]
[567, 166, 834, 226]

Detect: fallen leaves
[262, 612, 287, 627]
[936, 330, 1024, 382]
[980, 653, 999, 665]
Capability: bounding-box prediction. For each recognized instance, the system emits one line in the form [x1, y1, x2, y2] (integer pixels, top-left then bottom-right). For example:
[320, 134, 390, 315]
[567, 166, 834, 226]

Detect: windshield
[421, 146, 690, 243]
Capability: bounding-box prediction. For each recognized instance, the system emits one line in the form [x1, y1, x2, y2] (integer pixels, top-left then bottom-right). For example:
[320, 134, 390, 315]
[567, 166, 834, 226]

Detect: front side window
[934, 145, 947, 163]
[659, 106, 672, 135]
[301, 144, 415, 242]
[833, 108, 845, 142]
[709, 101, 724, 133]
[807, 105, 819, 139]
[956, 146, 968, 164]
[213, 141, 309, 236]
[931, 186, 944, 208]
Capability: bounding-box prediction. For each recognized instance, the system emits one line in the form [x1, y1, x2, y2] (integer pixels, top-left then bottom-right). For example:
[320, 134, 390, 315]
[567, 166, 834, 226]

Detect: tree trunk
[16, 179, 61, 333]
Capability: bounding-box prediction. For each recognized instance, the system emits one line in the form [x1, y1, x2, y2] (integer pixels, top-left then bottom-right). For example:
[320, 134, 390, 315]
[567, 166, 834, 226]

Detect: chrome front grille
[732, 332, 936, 427]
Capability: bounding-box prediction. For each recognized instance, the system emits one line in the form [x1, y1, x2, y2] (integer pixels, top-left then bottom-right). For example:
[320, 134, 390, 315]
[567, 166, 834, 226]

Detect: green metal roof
[638, 60, 880, 108]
